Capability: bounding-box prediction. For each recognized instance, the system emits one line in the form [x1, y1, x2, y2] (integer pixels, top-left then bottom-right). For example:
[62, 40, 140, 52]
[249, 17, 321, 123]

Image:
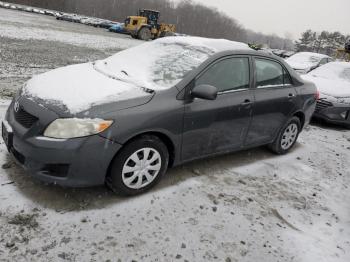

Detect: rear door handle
[241, 99, 252, 106]
[288, 93, 296, 98]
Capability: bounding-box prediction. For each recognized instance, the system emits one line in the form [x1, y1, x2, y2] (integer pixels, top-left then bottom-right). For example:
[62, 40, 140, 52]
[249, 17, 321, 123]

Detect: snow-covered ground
[0, 8, 140, 98]
[1, 7, 350, 262]
[0, 7, 139, 50]
[1, 98, 350, 261]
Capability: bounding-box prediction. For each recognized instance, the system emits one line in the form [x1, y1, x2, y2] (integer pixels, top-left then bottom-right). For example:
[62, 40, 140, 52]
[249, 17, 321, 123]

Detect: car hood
[302, 75, 350, 103]
[23, 62, 154, 116]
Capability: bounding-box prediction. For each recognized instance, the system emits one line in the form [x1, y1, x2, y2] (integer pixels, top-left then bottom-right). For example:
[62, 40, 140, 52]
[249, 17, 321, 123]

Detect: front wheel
[268, 117, 301, 155]
[138, 27, 152, 41]
[107, 135, 169, 196]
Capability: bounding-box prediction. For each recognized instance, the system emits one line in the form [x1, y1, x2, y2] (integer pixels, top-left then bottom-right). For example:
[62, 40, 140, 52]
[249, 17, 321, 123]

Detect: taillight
[315, 89, 320, 100]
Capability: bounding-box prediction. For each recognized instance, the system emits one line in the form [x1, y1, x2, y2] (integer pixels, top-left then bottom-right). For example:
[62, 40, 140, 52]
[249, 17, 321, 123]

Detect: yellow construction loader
[336, 40, 350, 62]
[125, 9, 176, 41]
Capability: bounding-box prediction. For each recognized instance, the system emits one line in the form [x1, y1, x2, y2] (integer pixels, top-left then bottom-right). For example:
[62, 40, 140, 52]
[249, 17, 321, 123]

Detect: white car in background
[286, 52, 332, 74]
[302, 62, 350, 128]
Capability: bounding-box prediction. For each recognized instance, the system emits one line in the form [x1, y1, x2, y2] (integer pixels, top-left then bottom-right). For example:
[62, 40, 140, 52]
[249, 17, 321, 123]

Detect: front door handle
[288, 93, 296, 98]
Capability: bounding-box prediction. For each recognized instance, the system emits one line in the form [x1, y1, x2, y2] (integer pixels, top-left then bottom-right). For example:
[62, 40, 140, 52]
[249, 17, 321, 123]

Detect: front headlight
[44, 118, 113, 139]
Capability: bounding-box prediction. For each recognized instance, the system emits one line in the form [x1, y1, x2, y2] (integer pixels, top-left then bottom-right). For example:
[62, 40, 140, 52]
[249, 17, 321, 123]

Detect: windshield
[340, 68, 350, 81]
[93, 36, 250, 90]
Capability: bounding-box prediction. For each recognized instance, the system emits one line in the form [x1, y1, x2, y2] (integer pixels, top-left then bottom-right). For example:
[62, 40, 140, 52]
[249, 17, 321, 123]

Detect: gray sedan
[2, 37, 317, 195]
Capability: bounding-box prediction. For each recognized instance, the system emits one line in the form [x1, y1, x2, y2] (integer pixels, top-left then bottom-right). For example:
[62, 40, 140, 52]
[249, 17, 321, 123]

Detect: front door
[181, 56, 253, 161]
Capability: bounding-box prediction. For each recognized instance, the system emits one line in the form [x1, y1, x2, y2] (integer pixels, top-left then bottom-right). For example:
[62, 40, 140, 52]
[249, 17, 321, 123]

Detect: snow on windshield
[94, 36, 251, 90]
[151, 44, 214, 86]
[309, 62, 350, 82]
[340, 68, 350, 81]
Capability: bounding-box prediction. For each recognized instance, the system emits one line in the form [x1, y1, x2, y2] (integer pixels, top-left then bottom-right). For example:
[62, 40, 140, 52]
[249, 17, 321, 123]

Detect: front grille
[14, 107, 38, 128]
[315, 99, 333, 113]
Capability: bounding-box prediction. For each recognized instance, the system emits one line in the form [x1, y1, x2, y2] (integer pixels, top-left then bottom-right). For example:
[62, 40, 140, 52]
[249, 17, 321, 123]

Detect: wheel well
[293, 111, 305, 128]
[142, 132, 175, 167]
[115, 131, 175, 166]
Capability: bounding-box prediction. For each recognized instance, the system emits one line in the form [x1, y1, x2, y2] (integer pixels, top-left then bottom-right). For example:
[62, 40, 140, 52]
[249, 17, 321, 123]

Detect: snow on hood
[24, 36, 251, 113]
[24, 63, 149, 114]
[286, 52, 329, 71]
[301, 62, 350, 102]
[94, 36, 251, 90]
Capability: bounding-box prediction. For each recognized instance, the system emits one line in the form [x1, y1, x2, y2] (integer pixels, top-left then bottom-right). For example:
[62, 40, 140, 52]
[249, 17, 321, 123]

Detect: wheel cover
[281, 123, 298, 150]
[122, 148, 162, 190]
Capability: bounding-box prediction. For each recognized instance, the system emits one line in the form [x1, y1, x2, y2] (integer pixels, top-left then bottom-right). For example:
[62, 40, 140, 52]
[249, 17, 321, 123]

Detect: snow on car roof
[286, 52, 330, 64]
[288, 52, 330, 59]
[95, 36, 251, 90]
[286, 52, 330, 70]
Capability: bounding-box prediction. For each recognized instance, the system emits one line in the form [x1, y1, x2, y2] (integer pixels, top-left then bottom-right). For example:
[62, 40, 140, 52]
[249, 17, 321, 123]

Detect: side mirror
[191, 85, 218, 100]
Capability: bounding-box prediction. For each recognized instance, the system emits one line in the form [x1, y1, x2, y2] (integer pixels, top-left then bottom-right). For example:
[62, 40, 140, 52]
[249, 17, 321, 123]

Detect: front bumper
[313, 99, 350, 127]
[3, 99, 122, 187]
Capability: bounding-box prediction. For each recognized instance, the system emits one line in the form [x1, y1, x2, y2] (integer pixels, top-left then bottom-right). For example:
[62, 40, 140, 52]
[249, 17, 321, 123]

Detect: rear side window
[283, 69, 292, 85]
[196, 57, 250, 92]
[255, 59, 284, 88]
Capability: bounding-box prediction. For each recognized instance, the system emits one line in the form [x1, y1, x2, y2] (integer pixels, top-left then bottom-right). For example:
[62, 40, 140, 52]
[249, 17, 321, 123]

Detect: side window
[255, 59, 284, 88]
[196, 57, 250, 93]
[319, 58, 328, 65]
[283, 69, 292, 85]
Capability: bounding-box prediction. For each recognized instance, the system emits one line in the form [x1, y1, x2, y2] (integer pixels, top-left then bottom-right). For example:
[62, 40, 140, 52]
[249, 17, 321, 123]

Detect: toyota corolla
[2, 37, 317, 195]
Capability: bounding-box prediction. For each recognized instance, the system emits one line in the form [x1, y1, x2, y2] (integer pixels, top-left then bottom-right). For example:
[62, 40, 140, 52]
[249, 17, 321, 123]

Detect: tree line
[295, 29, 349, 56]
[10, 0, 294, 50]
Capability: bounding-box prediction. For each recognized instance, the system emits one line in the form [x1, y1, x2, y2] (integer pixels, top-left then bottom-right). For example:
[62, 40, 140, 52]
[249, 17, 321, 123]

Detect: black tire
[160, 31, 175, 38]
[107, 135, 169, 196]
[138, 27, 152, 41]
[268, 117, 301, 155]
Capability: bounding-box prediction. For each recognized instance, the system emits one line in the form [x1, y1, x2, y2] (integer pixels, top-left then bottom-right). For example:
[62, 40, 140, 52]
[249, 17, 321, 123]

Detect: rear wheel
[107, 135, 169, 196]
[138, 27, 152, 41]
[268, 117, 301, 154]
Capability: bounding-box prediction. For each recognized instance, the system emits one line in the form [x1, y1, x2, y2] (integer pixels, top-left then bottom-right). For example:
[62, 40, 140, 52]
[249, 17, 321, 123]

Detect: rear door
[181, 56, 254, 161]
[245, 57, 297, 146]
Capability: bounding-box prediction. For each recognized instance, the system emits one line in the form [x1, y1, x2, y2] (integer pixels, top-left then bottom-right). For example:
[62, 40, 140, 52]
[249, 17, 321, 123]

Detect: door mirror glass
[191, 84, 218, 100]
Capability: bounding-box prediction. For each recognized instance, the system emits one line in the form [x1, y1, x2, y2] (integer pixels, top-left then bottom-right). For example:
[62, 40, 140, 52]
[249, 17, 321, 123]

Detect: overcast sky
[173, 0, 350, 39]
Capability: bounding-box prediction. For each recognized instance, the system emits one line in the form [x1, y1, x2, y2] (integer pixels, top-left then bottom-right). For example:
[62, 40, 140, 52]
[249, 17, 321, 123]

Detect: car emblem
[14, 101, 20, 113]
